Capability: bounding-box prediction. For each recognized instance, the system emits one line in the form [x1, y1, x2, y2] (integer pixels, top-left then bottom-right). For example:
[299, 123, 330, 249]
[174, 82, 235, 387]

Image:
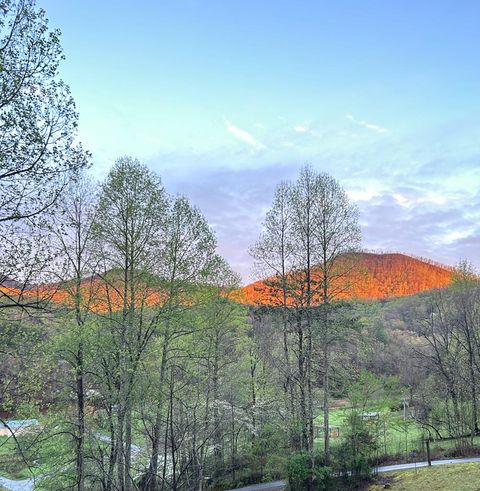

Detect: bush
[315, 465, 333, 490]
[333, 412, 375, 480]
[264, 453, 288, 481]
[286, 451, 332, 490]
[287, 452, 311, 490]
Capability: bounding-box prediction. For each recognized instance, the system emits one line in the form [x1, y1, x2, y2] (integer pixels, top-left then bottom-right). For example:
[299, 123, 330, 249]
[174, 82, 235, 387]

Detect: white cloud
[393, 192, 450, 208]
[345, 113, 388, 134]
[439, 228, 476, 245]
[294, 125, 309, 133]
[224, 120, 265, 149]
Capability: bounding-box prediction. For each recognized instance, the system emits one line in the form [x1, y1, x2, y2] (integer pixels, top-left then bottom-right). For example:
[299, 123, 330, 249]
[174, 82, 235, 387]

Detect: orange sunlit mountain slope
[1, 253, 455, 311]
[0, 274, 228, 312]
[241, 252, 454, 305]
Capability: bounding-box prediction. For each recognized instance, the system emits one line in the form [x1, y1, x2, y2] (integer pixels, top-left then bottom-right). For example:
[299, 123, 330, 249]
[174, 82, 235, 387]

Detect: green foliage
[287, 452, 311, 490]
[286, 451, 333, 491]
[334, 412, 375, 479]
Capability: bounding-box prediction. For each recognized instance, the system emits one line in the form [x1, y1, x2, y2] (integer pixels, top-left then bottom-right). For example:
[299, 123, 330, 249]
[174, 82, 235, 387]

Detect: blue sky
[42, 0, 480, 280]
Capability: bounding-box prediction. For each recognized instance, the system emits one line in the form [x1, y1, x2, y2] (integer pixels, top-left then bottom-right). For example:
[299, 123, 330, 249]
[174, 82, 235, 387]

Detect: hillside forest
[1, 2, 480, 491]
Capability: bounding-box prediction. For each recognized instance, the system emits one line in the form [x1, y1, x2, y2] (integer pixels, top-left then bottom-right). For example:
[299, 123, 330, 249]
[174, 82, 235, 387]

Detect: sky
[41, 0, 480, 281]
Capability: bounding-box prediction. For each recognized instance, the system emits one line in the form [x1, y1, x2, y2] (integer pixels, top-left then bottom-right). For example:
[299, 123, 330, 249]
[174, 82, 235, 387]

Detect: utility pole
[426, 438, 431, 466]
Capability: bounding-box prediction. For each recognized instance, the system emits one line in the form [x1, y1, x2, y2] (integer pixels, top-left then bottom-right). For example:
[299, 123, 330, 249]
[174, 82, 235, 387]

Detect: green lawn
[369, 463, 480, 491]
[315, 405, 424, 455]
[0, 436, 35, 479]
[0, 433, 59, 481]
[315, 404, 480, 460]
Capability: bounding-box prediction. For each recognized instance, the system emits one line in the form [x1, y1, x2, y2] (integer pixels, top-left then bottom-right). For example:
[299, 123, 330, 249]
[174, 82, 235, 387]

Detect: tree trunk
[125, 406, 133, 491]
[323, 344, 330, 463]
[76, 341, 85, 491]
[147, 332, 170, 491]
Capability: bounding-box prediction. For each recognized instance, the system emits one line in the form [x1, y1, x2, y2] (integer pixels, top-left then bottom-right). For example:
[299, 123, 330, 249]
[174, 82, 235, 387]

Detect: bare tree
[250, 182, 297, 445]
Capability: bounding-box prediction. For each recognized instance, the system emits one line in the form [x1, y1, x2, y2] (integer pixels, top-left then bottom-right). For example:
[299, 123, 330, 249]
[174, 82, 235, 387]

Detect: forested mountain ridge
[241, 252, 454, 304]
[0, 252, 454, 311]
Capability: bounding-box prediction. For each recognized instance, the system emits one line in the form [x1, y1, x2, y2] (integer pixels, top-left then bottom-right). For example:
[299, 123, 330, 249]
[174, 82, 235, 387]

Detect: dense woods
[1, 2, 479, 491]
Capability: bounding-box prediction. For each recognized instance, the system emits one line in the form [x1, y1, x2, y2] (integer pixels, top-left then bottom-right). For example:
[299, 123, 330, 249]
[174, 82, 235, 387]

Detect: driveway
[0, 475, 34, 491]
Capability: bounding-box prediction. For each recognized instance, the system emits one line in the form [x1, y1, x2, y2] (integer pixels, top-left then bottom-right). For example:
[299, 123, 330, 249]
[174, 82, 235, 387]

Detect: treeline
[412, 270, 480, 441]
[1, 157, 253, 490]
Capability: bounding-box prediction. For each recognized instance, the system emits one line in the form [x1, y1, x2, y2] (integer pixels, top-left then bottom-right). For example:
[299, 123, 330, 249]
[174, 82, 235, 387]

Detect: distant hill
[1, 253, 455, 310]
[241, 252, 454, 305]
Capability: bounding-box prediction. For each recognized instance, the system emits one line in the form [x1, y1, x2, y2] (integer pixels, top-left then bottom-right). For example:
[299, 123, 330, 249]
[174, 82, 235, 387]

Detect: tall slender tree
[251, 164, 361, 482]
[93, 157, 168, 491]
[50, 175, 98, 491]
[146, 195, 217, 491]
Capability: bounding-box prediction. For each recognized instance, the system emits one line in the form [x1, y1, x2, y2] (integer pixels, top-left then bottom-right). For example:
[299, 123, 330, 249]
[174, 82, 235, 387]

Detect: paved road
[225, 456, 480, 491]
[0, 475, 34, 491]
[375, 456, 480, 473]
[225, 481, 286, 491]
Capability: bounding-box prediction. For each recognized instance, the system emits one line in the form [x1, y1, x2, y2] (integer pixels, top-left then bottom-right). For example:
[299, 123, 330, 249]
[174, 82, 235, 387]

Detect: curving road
[2, 456, 479, 491]
[375, 456, 480, 473]
[225, 456, 480, 491]
[0, 475, 34, 491]
[225, 481, 286, 491]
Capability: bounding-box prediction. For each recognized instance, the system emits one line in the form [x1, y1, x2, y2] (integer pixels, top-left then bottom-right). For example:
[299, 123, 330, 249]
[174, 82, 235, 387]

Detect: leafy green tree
[93, 156, 169, 491]
[251, 165, 361, 484]
[146, 195, 218, 490]
[49, 175, 98, 491]
[0, 0, 88, 310]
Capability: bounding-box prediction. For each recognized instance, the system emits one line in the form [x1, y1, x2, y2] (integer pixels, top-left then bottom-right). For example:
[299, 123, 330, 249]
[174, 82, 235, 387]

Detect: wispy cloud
[224, 120, 265, 149]
[142, 116, 480, 279]
[156, 158, 480, 280]
[294, 125, 309, 133]
[346, 113, 388, 134]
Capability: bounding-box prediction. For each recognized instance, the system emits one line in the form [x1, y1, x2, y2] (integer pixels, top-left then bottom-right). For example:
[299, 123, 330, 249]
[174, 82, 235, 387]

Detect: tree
[250, 182, 297, 445]
[251, 165, 361, 483]
[0, 0, 88, 309]
[49, 175, 98, 491]
[146, 195, 218, 491]
[414, 265, 480, 443]
[289, 167, 361, 463]
[93, 156, 168, 491]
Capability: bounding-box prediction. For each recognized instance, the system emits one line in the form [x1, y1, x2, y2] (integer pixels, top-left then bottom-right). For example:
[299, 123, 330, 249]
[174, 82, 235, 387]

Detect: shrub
[286, 451, 332, 490]
[287, 452, 311, 490]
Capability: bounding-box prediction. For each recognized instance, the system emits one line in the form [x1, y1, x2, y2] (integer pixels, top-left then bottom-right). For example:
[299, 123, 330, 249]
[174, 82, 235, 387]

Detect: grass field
[369, 463, 480, 491]
[315, 405, 424, 456]
[0, 434, 56, 481]
[0, 435, 33, 480]
[315, 403, 480, 462]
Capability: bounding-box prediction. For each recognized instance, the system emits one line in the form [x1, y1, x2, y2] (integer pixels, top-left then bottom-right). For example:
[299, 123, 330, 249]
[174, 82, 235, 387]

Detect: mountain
[241, 252, 454, 305]
[1, 253, 455, 310]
